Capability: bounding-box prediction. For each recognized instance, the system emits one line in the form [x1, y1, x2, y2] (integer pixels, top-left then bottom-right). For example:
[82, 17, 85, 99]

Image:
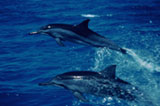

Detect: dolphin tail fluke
[120, 48, 127, 54]
[39, 82, 51, 86]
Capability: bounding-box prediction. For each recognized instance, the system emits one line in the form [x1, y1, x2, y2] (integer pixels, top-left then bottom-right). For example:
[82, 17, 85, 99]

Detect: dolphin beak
[29, 31, 39, 35]
[29, 29, 44, 35]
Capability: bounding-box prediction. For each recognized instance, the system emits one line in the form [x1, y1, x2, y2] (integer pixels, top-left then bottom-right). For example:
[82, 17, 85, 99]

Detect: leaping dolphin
[29, 19, 126, 54]
[39, 65, 142, 102]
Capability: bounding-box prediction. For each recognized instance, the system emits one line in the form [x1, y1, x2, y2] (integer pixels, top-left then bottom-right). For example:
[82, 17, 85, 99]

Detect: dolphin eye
[48, 25, 51, 29]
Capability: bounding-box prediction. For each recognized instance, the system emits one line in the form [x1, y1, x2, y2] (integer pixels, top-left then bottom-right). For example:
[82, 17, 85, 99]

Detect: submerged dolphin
[39, 65, 141, 102]
[29, 19, 126, 54]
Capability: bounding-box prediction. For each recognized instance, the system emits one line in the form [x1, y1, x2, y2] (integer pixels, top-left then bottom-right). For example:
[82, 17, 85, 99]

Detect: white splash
[90, 48, 111, 71]
[81, 14, 100, 18]
[91, 48, 110, 71]
[126, 48, 160, 72]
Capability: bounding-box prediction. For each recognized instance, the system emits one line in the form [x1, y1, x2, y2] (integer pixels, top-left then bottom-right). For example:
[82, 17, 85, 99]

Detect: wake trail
[125, 48, 160, 72]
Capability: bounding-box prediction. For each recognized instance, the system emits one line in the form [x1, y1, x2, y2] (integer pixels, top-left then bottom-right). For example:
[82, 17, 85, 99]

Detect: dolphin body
[29, 19, 126, 54]
[39, 65, 141, 102]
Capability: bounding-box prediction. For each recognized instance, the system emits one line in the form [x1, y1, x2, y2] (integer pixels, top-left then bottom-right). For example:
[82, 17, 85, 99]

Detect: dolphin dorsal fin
[75, 19, 90, 29]
[99, 65, 116, 78]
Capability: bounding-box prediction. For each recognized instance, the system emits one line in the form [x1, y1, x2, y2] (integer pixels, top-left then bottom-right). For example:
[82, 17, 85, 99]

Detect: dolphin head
[29, 24, 54, 35]
[39, 71, 92, 90]
[29, 23, 73, 36]
[51, 76, 68, 88]
[39, 75, 68, 89]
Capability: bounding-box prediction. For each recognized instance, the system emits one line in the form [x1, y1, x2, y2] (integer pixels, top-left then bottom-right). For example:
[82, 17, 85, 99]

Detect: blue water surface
[0, 0, 160, 106]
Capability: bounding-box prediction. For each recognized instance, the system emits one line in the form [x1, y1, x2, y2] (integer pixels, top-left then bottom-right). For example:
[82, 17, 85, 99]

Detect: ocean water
[0, 0, 160, 106]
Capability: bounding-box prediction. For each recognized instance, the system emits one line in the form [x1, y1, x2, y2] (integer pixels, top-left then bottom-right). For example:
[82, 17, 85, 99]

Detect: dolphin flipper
[55, 38, 64, 46]
[73, 91, 88, 102]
